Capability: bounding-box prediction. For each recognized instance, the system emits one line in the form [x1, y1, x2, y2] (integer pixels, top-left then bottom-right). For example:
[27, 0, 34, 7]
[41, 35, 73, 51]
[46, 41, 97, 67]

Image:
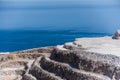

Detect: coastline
[6, 35, 120, 57]
[0, 30, 110, 52]
[1, 32, 120, 80]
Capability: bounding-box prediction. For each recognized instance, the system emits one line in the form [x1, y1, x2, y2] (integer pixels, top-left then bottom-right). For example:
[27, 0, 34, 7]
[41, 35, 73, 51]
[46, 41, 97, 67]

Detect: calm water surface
[0, 30, 111, 52]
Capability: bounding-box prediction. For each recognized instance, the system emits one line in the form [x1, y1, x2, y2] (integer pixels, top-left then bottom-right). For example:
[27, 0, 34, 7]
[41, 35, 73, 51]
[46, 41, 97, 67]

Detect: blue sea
[0, 30, 112, 52]
[0, 1, 120, 52]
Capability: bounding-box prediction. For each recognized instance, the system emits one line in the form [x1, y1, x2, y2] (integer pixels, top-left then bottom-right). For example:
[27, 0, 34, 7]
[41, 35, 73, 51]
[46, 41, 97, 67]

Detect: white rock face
[65, 36, 120, 57]
[56, 45, 67, 50]
[112, 30, 120, 39]
[0, 52, 10, 54]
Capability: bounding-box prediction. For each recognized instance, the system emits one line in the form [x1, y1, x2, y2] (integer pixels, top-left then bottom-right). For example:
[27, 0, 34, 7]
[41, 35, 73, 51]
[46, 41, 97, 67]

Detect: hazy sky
[0, 0, 120, 33]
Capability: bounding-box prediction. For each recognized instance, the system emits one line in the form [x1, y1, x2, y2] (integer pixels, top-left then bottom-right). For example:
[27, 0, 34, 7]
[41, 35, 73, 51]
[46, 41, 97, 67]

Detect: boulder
[112, 30, 120, 39]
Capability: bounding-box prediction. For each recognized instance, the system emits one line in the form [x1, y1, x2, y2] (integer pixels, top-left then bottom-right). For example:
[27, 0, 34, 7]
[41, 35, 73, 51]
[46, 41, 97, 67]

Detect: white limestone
[0, 52, 10, 54]
[56, 45, 67, 50]
[71, 36, 120, 56]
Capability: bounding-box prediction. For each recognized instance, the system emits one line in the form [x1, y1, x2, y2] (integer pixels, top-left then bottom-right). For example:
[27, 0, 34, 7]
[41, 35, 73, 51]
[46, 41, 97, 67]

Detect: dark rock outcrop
[112, 30, 120, 39]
